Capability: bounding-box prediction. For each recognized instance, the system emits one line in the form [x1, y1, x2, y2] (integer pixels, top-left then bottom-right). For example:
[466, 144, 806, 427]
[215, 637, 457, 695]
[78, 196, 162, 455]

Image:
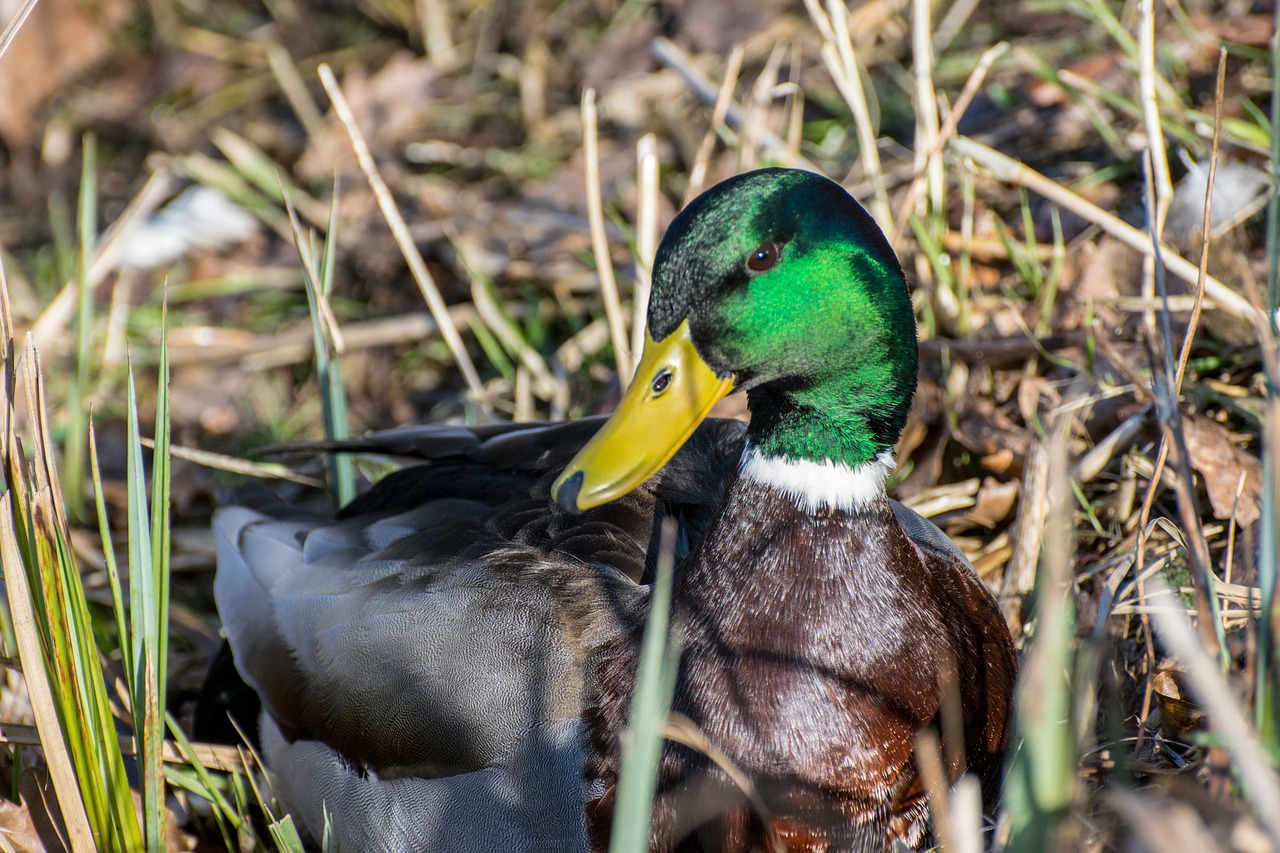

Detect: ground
[0, 0, 1275, 850]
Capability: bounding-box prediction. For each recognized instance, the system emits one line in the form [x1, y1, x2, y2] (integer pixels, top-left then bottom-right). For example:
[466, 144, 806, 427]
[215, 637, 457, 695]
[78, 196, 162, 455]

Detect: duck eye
[651, 368, 672, 395]
[747, 242, 779, 272]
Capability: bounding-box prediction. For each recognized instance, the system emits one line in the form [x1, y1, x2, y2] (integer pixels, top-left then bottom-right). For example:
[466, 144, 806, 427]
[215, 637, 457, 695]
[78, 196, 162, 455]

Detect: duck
[209, 167, 1017, 853]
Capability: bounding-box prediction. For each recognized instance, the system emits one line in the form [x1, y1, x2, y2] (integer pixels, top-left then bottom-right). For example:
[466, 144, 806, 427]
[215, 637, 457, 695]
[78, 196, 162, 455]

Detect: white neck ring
[738, 444, 893, 513]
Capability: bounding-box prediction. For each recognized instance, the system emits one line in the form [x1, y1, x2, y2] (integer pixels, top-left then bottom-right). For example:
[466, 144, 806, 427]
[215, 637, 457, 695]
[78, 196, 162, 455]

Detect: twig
[911, 0, 943, 219]
[582, 88, 633, 383]
[1142, 153, 1222, 661]
[661, 714, 783, 851]
[32, 169, 177, 354]
[1138, 0, 1172, 238]
[0, 0, 38, 62]
[1149, 580, 1280, 848]
[1137, 0, 1170, 336]
[164, 308, 476, 369]
[650, 38, 818, 174]
[0, 722, 248, 774]
[633, 134, 659, 359]
[144, 439, 324, 488]
[316, 64, 488, 407]
[1071, 407, 1150, 485]
[742, 43, 787, 171]
[686, 46, 743, 204]
[952, 136, 1263, 325]
[917, 329, 1087, 367]
[890, 42, 1007, 247]
[933, 0, 981, 56]
[914, 730, 957, 852]
[783, 44, 805, 165]
[1131, 50, 1231, 700]
[1003, 437, 1049, 613]
[266, 44, 328, 145]
[451, 232, 557, 400]
[1225, 471, 1247, 593]
[1175, 49, 1226, 392]
[417, 0, 452, 60]
[803, 0, 891, 226]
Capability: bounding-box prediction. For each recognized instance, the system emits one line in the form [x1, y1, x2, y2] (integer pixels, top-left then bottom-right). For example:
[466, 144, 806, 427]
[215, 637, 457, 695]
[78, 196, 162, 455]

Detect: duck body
[212, 418, 734, 852]
[587, 474, 1013, 851]
[565, 170, 1014, 850]
[210, 168, 1016, 852]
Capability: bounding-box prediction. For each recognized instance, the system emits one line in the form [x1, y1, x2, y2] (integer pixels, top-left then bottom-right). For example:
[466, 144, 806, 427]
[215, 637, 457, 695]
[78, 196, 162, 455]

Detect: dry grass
[0, 0, 1275, 850]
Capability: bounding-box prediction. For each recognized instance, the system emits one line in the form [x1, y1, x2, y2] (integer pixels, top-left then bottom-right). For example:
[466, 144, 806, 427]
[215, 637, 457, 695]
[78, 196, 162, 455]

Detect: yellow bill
[553, 320, 734, 513]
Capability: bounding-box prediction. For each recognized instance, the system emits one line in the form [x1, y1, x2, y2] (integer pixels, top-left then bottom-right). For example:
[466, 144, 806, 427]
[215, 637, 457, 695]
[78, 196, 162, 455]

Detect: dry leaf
[0, 0, 135, 148]
[1153, 669, 1205, 739]
[296, 50, 440, 183]
[968, 477, 1020, 529]
[1183, 415, 1261, 528]
[952, 396, 1030, 464]
[0, 795, 47, 853]
[17, 769, 66, 853]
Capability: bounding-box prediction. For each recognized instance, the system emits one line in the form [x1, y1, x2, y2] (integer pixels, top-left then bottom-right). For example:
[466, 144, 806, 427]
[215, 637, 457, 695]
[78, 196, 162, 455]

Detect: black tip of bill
[554, 470, 585, 515]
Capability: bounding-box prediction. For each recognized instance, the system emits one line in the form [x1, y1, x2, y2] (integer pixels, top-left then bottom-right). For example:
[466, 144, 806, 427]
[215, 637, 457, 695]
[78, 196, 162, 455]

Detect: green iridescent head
[553, 168, 916, 513]
[650, 168, 917, 467]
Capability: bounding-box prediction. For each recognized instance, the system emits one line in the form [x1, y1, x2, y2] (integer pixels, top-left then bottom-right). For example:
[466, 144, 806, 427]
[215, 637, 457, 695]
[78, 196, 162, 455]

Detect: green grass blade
[0, 497, 98, 853]
[1257, 11, 1280, 747]
[63, 134, 98, 523]
[268, 814, 309, 853]
[172, 152, 290, 235]
[321, 807, 338, 853]
[241, 754, 310, 853]
[211, 127, 313, 209]
[164, 712, 242, 850]
[2, 339, 145, 851]
[285, 184, 354, 506]
[609, 520, 681, 853]
[88, 417, 129, 686]
[318, 193, 354, 505]
[148, 299, 172, 850]
[89, 421, 131, 688]
[1003, 436, 1078, 852]
[124, 357, 166, 851]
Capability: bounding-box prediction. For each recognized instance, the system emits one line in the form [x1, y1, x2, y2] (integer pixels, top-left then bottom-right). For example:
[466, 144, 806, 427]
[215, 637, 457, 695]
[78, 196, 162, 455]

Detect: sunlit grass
[0, 291, 143, 851]
[0, 0, 1275, 850]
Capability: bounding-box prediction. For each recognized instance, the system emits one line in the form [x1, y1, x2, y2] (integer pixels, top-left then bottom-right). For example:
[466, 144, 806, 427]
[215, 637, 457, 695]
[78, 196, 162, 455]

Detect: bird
[209, 167, 1017, 853]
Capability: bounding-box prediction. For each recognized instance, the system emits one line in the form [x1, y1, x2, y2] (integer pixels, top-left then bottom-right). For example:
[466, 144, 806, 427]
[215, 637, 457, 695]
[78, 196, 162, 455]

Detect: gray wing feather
[889, 499, 975, 571]
[214, 500, 603, 776]
[261, 715, 590, 853]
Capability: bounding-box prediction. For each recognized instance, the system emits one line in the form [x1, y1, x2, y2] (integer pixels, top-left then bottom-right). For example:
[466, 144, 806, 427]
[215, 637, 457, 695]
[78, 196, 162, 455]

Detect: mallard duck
[211, 168, 1016, 852]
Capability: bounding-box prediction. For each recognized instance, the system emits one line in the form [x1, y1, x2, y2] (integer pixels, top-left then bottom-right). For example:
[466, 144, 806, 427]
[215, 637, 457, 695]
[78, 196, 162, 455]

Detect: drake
[210, 168, 1016, 852]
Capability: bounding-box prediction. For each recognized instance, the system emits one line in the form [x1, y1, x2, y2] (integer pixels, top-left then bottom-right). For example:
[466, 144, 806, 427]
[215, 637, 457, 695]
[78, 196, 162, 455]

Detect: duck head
[553, 168, 916, 514]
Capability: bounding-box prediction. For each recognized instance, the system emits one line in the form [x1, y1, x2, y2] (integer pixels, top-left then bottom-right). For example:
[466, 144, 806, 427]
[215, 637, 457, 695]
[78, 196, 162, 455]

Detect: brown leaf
[1183, 415, 1261, 528]
[952, 395, 1030, 464]
[1071, 236, 1145, 304]
[0, 0, 135, 148]
[0, 794, 48, 853]
[980, 449, 1015, 476]
[968, 477, 1020, 529]
[296, 50, 440, 182]
[18, 768, 67, 853]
